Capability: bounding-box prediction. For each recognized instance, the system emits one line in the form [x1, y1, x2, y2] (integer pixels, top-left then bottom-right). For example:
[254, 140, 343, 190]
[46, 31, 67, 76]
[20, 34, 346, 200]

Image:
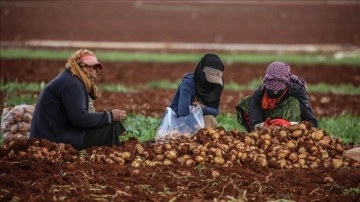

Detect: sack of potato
[1, 104, 35, 143]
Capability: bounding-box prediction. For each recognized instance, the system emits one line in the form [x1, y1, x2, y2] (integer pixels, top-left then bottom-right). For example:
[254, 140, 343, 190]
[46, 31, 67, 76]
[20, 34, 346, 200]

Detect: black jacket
[30, 69, 110, 149]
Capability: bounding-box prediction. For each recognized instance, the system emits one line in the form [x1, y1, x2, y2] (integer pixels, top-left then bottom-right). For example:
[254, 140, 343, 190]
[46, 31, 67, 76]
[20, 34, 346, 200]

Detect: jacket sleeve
[291, 84, 318, 128]
[177, 81, 195, 117]
[202, 106, 220, 116]
[249, 87, 265, 131]
[61, 83, 109, 128]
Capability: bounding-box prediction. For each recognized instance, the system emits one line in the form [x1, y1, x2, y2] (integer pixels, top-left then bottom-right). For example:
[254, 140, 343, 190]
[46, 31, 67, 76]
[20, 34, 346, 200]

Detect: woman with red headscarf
[236, 61, 317, 131]
[30, 49, 127, 150]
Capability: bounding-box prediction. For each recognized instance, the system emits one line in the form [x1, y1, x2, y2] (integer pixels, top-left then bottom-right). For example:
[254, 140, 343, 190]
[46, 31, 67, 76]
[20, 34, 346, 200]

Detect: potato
[259, 158, 268, 167]
[18, 122, 29, 133]
[12, 108, 25, 122]
[266, 150, 277, 158]
[309, 161, 319, 169]
[211, 170, 220, 178]
[185, 159, 195, 166]
[248, 132, 259, 139]
[299, 123, 307, 130]
[135, 143, 144, 154]
[323, 176, 334, 183]
[331, 159, 342, 169]
[277, 149, 290, 158]
[121, 151, 131, 160]
[10, 124, 18, 133]
[194, 155, 205, 164]
[322, 160, 331, 168]
[288, 153, 299, 163]
[311, 130, 324, 140]
[214, 148, 222, 157]
[291, 130, 303, 138]
[176, 157, 186, 165]
[164, 143, 172, 150]
[306, 155, 317, 162]
[192, 148, 201, 154]
[114, 157, 125, 165]
[165, 150, 177, 160]
[320, 150, 329, 159]
[286, 140, 296, 149]
[223, 160, 233, 168]
[131, 160, 141, 167]
[210, 132, 220, 139]
[335, 143, 344, 152]
[279, 130, 287, 137]
[298, 147, 307, 154]
[260, 133, 271, 141]
[298, 159, 306, 166]
[22, 113, 32, 122]
[310, 146, 319, 154]
[318, 136, 332, 145]
[154, 154, 164, 161]
[104, 158, 114, 164]
[163, 159, 173, 165]
[298, 153, 307, 159]
[244, 136, 253, 146]
[217, 144, 229, 152]
[213, 157, 225, 165]
[153, 145, 163, 154]
[2, 132, 14, 142]
[277, 159, 287, 168]
[205, 155, 214, 163]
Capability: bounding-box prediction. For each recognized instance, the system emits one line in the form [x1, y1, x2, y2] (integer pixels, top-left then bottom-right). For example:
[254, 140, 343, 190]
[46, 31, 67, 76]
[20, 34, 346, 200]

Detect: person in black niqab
[169, 53, 225, 127]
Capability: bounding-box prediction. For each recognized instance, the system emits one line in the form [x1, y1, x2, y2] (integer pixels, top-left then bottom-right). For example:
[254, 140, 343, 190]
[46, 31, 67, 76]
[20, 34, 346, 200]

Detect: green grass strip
[1, 48, 360, 65]
[318, 114, 360, 145]
[121, 114, 160, 143]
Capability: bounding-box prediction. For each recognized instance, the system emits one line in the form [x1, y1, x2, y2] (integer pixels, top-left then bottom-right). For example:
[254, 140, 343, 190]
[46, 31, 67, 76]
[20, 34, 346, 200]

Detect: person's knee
[204, 115, 217, 128]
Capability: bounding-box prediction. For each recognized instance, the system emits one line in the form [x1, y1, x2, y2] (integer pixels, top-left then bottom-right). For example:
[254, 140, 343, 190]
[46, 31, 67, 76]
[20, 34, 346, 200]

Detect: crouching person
[236, 61, 318, 131]
[169, 53, 225, 128]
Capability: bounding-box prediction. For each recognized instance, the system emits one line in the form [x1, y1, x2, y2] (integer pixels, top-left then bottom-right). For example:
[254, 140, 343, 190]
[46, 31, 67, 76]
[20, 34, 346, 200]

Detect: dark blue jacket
[249, 82, 318, 130]
[30, 69, 110, 149]
[169, 73, 219, 117]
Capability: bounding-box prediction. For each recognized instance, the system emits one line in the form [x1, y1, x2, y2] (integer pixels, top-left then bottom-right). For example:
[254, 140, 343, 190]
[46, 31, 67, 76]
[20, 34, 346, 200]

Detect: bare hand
[192, 101, 204, 109]
[111, 109, 127, 122]
[192, 101, 199, 106]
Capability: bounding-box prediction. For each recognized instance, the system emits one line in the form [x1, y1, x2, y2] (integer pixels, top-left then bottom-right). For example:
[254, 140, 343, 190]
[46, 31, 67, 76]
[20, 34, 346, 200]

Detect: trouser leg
[83, 122, 126, 148]
[203, 115, 217, 128]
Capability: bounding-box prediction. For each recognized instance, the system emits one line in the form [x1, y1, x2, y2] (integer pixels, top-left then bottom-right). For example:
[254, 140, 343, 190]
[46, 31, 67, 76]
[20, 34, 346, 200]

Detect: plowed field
[1, 1, 359, 202]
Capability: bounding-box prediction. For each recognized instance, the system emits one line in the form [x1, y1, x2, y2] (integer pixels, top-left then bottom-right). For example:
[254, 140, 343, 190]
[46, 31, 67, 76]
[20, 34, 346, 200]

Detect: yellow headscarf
[65, 49, 99, 99]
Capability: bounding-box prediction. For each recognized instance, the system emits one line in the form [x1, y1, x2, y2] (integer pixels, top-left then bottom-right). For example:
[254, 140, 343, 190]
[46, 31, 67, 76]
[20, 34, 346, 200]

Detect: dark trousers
[83, 122, 126, 148]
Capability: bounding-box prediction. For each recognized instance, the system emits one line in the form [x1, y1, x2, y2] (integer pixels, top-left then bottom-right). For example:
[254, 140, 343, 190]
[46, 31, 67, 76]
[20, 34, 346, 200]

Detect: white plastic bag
[1, 104, 35, 142]
[156, 104, 205, 142]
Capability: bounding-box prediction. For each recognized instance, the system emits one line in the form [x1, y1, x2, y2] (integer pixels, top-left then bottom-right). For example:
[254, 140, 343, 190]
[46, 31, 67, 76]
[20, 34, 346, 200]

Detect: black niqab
[194, 53, 224, 109]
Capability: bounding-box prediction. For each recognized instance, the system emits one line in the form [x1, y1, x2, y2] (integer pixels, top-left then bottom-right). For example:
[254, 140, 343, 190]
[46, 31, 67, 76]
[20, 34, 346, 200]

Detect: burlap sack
[344, 147, 360, 161]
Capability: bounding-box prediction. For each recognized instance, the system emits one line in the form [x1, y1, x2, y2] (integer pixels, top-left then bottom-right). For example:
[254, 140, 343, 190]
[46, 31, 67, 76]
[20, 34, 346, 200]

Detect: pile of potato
[1, 120, 358, 170]
[1, 105, 35, 143]
[84, 122, 359, 169]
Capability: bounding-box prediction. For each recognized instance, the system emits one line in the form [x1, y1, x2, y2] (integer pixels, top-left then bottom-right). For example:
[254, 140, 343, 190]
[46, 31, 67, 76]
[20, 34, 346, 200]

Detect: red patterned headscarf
[263, 61, 306, 93]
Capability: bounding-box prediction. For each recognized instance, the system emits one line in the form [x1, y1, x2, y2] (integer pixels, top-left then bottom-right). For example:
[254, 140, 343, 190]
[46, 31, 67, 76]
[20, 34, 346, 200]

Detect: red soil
[1, 2, 359, 201]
